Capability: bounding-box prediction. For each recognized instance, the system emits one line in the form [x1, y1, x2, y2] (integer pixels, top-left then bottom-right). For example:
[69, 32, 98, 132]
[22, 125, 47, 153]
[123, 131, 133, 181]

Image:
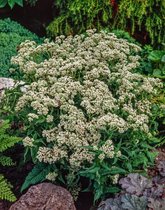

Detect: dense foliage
[3, 30, 163, 201]
[46, 0, 165, 45]
[0, 18, 41, 78]
[0, 120, 20, 202]
[138, 45, 165, 144]
[116, 0, 165, 45]
[98, 164, 165, 210]
[47, 0, 113, 38]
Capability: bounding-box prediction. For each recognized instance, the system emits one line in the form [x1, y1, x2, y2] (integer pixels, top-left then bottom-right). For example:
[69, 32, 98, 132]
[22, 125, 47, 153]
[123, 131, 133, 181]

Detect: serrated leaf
[148, 51, 165, 62]
[0, 174, 16, 202]
[119, 174, 152, 196]
[0, 0, 7, 8]
[21, 163, 51, 192]
[15, 0, 23, 6]
[0, 155, 15, 166]
[8, 0, 15, 8]
[121, 194, 147, 210]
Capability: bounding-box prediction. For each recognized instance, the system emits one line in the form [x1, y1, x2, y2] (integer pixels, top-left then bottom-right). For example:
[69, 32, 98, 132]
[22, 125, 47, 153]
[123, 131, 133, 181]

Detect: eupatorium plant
[6, 30, 163, 200]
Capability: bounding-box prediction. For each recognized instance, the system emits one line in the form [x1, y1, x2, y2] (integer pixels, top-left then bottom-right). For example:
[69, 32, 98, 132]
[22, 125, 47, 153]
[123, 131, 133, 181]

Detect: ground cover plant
[98, 163, 165, 210]
[2, 30, 163, 202]
[0, 18, 41, 78]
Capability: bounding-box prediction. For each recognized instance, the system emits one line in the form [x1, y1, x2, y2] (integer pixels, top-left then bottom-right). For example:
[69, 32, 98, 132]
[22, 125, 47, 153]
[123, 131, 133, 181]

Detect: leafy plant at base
[4, 30, 163, 201]
[0, 120, 21, 201]
[98, 166, 165, 210]
[21, 163, 52, 192]
[0, 18, 42, 78]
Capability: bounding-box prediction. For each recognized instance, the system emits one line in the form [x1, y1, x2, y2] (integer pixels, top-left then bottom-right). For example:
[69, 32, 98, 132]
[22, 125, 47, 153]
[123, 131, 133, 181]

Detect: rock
[0, 77, 15, 90]
[0, 77, 27, 99]
[9, 183, 76, 210]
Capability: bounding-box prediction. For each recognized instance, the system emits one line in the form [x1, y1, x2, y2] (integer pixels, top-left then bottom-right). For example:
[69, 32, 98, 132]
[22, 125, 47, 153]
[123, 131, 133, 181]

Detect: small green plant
[0, 120, 21, 201]
[0, 18, 42, 78]
[148, 47, 165, 79]
[137, 44, 165, 144]
[0, 0, 23, 9]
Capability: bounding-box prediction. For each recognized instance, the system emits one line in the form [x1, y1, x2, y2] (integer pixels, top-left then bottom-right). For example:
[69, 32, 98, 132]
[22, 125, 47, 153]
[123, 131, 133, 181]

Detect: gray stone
[9, 183, 76, 210]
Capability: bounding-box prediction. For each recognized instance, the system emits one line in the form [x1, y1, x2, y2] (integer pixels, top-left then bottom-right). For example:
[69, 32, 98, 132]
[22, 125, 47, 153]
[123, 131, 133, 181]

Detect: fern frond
[0, 155, 15, 166]
[0, 174, 16, 202]
[21, 163, 51, 192]
[0, 120, 10, 135]
[0, 135, 21, 152]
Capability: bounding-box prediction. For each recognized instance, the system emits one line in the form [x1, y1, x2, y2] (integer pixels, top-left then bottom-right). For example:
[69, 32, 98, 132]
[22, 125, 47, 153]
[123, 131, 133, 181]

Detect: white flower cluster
[11, 30, 162, 170]
[46, 172, 58, 181]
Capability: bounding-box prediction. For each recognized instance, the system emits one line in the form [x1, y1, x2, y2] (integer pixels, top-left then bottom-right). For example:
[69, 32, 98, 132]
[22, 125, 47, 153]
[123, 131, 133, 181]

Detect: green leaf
[148, 51, 165, 62]
[21, 163, 51, 192]
[161, 55, 165, 63]
[0, 155, 15, 166]
[0, 0, 7, 8]
[105, 186, 120, 193]
[8, 0, 16, 8]
[108, 167, 127, 175]
[94, 187, 103, 202]
[0, 174, 16, 202]
[153, 69, 162, 77]
[15, 0, 23, 6]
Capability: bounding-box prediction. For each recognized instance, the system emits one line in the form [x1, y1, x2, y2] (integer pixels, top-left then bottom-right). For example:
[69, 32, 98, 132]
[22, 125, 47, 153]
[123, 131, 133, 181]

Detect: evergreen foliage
[117, 0, 165, 45]
[0, 18, 41, 78]
[47, 0, 165, 45]
[47, 0, 113, 37]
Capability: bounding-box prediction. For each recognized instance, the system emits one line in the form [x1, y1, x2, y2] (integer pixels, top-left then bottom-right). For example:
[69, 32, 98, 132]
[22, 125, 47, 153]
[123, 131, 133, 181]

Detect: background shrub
[47, 0, 165, 46]
[0, 18, 41, 78]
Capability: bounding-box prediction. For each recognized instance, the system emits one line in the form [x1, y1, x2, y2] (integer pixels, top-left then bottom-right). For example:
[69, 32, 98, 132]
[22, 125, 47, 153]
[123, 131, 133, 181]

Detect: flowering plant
[7, 30, 163, 200]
